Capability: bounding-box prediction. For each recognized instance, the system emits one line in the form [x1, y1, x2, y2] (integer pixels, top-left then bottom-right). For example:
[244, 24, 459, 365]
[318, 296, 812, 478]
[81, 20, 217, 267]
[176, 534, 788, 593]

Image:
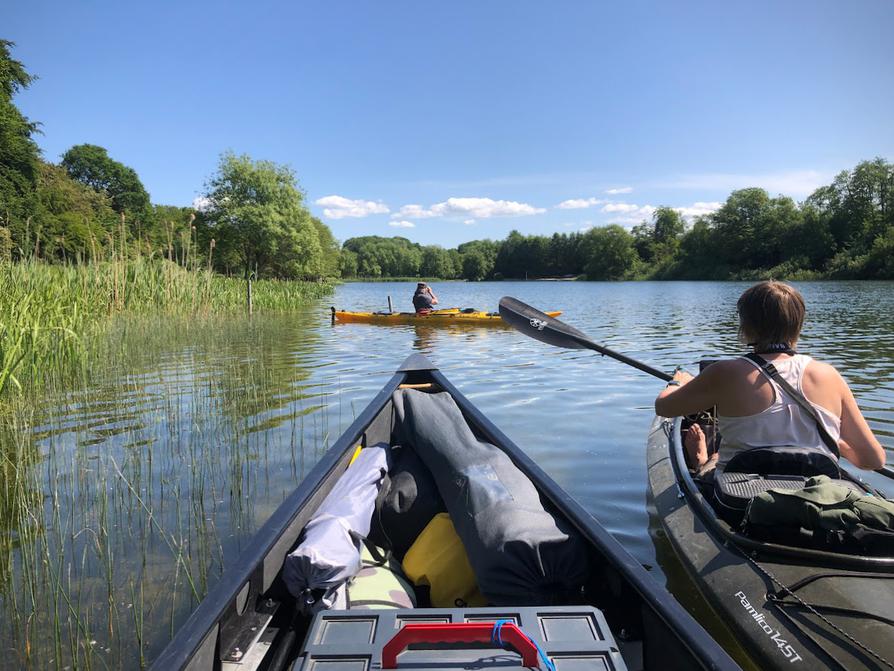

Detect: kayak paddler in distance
[412, 282, 439, 315]
[654, 280, 886, 478]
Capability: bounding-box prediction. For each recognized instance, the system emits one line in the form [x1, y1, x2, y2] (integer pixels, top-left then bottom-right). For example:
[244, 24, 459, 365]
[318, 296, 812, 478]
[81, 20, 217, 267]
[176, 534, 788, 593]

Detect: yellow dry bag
[401, 513, 486, 608]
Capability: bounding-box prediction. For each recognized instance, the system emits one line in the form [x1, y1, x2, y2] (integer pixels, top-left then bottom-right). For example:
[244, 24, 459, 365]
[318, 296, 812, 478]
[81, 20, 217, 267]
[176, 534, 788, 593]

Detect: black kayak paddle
[498, 296, 672, 382]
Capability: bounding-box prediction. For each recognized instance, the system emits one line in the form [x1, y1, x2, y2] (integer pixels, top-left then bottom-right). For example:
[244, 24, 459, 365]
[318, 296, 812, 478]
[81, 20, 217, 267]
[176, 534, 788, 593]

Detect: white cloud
[392, 197, 544, 220]
[600, 202, 656, 226]
[602, 202, 656, 217]
[315, 195, 390, 219]
[597, 201, 722, 226]
[556, 197, 604, 210]
[674, 201, 722, 219]
[605, 186, 633, 195]
[463, 219, 476, 225]
[444, 197, 546, 217]
[192, 196, 212, 212]
[388, 220, 415, 228]
[602, 202, 641, 214]
[661, 170, 829, 198]
[392, 203, 434, 219]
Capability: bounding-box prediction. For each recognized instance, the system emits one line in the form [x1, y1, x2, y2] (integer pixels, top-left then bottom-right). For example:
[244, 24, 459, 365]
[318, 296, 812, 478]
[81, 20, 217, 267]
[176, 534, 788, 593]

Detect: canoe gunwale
[149, 368, 408, 670]
[664, 417, 894, 570]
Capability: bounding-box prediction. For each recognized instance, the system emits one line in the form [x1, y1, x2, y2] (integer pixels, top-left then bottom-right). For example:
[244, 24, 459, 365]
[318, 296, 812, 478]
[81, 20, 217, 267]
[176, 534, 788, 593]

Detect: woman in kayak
[655, 280, 885, 475]
[412, 282, 439, 314]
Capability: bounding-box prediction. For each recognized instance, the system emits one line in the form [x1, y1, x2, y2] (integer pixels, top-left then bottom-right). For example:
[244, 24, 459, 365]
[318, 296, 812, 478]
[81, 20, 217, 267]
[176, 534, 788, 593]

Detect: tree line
[3, 40, 892, 284]
[340, 159, 893, 282]
[1, 40, 338, 281]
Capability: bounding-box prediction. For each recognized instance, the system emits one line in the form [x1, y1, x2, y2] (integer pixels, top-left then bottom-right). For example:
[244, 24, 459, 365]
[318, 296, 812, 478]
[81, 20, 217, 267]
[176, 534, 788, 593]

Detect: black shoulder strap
[363, 538, 392, 565]
[348, 530, 392, 566]
[745, 353, 840, 458]
[346, 466, 394, 567]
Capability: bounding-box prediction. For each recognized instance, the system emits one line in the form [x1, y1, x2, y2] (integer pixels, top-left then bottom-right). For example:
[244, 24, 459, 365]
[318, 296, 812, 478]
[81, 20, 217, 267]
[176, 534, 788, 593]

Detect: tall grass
[0, 257, 332, 395]
[0, 251, 336, 667]
[0, 310, 342, 669]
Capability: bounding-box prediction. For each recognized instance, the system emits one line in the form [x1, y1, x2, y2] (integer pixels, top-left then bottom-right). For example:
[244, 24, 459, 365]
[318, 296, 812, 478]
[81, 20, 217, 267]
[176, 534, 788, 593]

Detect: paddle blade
[499, 296, 673, 381]
[498, 296, 590, 350]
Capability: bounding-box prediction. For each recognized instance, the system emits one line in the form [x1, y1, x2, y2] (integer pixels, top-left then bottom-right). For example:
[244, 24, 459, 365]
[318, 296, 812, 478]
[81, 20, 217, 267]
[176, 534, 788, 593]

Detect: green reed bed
[0, 259, 336, 668]
[0, 310, 343, 669]
[0, 258, 332, 395]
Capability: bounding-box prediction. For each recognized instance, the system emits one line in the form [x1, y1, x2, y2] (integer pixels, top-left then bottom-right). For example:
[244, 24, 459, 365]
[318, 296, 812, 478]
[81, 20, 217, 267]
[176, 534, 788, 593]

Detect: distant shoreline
[340, 275, 585, 283]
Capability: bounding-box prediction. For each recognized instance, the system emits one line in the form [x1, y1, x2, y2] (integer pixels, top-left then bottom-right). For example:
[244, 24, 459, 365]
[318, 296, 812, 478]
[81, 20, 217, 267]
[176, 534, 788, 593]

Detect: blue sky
[6, 1, 893, 247]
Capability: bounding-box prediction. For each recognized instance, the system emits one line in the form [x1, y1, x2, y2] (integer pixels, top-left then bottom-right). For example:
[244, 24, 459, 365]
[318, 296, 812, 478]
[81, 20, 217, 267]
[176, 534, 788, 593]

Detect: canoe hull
[150, 355, 739, 671]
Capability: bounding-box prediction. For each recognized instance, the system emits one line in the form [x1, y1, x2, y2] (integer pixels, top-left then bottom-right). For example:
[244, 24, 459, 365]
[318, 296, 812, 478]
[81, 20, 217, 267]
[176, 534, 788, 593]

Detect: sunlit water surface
[2, 281, 892, 667]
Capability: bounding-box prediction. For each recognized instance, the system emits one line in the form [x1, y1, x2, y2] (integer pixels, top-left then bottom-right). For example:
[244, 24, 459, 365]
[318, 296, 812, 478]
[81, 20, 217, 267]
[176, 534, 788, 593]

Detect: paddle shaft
[571, 336, 672, 382]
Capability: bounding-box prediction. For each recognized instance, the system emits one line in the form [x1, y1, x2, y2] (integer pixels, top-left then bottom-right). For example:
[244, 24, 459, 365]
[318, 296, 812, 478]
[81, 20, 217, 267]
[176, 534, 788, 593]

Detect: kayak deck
[331, 307, 562, 325]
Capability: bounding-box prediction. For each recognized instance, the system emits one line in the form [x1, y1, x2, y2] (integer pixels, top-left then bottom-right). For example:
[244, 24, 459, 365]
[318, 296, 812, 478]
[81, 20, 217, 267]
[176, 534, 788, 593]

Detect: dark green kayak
[647, 414, 894, 671]
[149, 354, 739, 671]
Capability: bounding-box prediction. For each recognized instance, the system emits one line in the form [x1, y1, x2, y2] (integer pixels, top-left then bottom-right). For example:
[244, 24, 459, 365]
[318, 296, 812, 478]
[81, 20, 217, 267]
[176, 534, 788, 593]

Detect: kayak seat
[715, 472, 807, 514]
[713, 470, 866, 524]
[346, 544, 417, 610]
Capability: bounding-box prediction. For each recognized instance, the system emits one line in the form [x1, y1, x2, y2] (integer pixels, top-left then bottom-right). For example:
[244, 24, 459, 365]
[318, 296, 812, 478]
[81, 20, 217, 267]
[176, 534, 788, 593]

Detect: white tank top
[717, 354, 841, 467]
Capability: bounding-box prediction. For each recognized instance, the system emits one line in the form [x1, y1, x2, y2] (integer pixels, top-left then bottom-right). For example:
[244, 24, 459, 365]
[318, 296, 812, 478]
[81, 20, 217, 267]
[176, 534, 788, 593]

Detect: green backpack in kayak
[742, 475, 894, 554]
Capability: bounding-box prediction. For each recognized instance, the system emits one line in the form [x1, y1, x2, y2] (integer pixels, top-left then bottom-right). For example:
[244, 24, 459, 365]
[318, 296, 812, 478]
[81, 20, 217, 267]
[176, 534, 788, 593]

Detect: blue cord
[532, 639, 557, 671]
[491, 619, 514, 647]
[491, 620, 556, 671]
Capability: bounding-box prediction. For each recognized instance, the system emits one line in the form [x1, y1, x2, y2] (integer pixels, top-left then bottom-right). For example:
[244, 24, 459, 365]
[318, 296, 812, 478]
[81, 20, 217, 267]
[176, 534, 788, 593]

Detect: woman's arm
[428, 288, 439, 304]
[654, 363, 726, 417]
[835, 371, 886, 470]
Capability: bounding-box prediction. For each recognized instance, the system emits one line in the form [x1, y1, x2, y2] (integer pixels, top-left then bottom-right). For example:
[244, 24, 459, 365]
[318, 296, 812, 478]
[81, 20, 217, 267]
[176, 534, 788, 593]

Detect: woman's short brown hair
[737, 281, 805, 349]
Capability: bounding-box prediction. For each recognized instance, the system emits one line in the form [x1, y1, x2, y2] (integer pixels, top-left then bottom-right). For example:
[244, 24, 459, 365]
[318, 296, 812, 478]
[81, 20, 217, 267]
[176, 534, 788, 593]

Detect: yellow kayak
[331, 306, 562, 325]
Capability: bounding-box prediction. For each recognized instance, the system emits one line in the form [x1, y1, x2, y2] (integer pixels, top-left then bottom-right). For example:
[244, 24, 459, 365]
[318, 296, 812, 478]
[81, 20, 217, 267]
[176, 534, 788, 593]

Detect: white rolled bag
[281, 444, 388, 614]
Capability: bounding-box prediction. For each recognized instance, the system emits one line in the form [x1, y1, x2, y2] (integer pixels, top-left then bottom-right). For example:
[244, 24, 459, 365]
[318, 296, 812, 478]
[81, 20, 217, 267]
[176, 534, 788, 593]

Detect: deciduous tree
[420, 245, 456, 278]
[202, 152, 323, 279]
[61, 144, 150, 217]
[581, 225, 636, 280]
[0, 40, 41, 250]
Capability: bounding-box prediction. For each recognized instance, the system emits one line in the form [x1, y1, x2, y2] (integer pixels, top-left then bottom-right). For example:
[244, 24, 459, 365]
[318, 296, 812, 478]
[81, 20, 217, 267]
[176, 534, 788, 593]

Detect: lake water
[2, 280, 893, 667]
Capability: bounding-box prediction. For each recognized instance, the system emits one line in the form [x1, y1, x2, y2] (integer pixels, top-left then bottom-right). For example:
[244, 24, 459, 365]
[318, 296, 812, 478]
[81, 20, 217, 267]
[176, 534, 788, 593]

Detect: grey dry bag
[392, 388, 589, 605]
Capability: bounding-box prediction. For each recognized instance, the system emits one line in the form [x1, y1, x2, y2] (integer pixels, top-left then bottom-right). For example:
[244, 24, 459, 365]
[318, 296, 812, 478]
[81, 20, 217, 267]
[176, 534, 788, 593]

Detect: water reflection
[0, 280, 891, 667]
[646, 491, 761, 671]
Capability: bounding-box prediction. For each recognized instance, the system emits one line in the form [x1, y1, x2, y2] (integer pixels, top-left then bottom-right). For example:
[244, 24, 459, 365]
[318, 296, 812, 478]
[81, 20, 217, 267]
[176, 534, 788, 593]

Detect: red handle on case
[381, 621, 540, 668]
